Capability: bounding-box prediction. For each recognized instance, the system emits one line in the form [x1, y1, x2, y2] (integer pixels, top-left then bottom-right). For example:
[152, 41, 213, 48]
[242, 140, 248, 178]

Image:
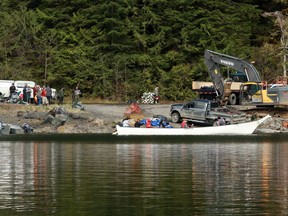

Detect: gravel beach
[0, 103, 287, 134]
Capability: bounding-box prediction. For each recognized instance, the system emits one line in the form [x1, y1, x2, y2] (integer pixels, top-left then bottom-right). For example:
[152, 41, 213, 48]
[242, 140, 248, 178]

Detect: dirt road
[84, 103, 173, 121]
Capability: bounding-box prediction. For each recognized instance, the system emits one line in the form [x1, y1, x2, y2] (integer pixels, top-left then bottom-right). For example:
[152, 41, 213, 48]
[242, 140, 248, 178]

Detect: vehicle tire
[229, 93, 237, 105]
[171, 112, 181, 123]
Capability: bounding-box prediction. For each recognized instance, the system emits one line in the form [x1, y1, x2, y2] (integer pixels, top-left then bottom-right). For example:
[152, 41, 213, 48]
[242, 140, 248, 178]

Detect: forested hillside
[0, 0, 287, 101]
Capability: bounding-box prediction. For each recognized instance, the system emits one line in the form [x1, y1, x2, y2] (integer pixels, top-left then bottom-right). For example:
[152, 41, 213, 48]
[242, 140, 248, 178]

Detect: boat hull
[114, 115, 271, 136]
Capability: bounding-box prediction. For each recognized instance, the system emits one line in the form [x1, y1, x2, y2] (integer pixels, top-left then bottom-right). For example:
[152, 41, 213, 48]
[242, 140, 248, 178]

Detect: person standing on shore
[58, 88, 64, 104]
[32, 84, 37, 104]
[41, 86, 48, 105]
[73, 86, 81, 105]
[26, 86, 32, 103]
[9, 83, 16, 99]
[153, 86, 160, 103]
[23, 84, 28, 102]
[36, 85, 42, 105]
[46, 85, 52, 104]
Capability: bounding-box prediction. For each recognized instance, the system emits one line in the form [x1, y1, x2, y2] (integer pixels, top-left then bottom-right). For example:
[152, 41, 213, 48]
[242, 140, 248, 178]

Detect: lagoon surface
[0, 134, 288, 216]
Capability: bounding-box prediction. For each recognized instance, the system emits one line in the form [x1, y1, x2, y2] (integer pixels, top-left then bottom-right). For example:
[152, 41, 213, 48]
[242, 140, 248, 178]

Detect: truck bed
[192, 81, 242, 91]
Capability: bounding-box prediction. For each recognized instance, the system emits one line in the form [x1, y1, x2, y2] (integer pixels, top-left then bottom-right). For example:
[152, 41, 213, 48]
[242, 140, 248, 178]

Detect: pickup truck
[169, 99, 247, 125]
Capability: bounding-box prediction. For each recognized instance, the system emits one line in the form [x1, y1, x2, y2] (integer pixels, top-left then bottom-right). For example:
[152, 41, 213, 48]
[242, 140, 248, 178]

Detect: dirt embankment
[0, 103, 287, 134]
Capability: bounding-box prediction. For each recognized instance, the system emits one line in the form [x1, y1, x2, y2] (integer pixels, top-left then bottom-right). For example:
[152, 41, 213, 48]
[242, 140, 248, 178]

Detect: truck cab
[181, 100, 208, 121]
[170, 99, 247, 125]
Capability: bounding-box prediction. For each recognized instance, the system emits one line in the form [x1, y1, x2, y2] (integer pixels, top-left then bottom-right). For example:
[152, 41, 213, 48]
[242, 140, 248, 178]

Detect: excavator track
[229, 105, 288, 118]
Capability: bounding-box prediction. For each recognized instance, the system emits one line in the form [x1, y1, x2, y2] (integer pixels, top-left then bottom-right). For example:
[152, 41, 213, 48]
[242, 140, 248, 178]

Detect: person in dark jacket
[9, 83, 16, 98]
[23, 84, 27, 102]
[58, 88, 64, 104]
[46, 86, 52, 104]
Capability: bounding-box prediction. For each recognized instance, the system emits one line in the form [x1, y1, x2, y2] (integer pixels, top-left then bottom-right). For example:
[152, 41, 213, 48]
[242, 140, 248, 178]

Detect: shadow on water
[0, 133, 287, 144]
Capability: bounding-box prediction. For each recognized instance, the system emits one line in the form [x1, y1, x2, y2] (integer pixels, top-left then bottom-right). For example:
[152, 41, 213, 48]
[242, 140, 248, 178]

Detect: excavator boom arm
[204, 50, 262, 102]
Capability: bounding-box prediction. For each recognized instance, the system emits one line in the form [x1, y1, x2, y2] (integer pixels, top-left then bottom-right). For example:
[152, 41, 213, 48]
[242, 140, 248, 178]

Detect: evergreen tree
[0, 0, 286, 101]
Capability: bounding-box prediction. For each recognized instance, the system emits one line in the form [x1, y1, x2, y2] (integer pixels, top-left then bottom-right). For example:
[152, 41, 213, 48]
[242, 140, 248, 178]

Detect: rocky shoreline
[0, 103, 287, 135]
[0, 103, 118, 134]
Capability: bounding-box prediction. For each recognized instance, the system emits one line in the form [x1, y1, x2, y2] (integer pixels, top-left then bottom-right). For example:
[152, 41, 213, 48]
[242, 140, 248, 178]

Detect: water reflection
[0, 137, 288, 215]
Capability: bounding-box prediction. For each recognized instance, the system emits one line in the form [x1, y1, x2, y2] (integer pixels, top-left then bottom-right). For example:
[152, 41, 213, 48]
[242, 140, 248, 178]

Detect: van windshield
[16, 82, 35, 88]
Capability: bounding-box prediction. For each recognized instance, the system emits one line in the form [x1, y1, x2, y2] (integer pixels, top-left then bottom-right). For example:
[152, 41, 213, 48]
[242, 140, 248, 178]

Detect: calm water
[0, 134, 288, 216]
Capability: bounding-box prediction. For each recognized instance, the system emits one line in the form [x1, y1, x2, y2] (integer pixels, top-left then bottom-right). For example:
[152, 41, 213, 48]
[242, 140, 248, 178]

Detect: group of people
[33, 85, 51, 105]
[16, 84, 52, 105]
[9, 83, 37, 104]
[181, 119, 193, 128]
[9, 83, 62, 105]
[213, 117, 226, 126]
[8, 82, 82, 106]
[181, 117, 227, 127]
[182, 117, 227, 127]
[7, 82, 84, 107]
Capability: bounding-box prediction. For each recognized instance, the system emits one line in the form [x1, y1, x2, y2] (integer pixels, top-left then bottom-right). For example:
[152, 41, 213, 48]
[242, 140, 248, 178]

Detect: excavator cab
[239, 82, 288, 106]
[229, 71, 248, 82]
[239, 82, 264, 104]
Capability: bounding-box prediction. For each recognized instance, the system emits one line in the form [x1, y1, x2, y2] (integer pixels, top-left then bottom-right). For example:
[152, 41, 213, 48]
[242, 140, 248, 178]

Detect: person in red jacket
[32, 85, 37, 104]
[146, 119, 153, 128]
[41, 86, 48, 105]
[181, 119, 189, 128]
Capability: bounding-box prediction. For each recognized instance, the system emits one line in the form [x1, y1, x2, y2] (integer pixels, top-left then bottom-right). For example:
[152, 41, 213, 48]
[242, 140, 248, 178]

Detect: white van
[14, 80, 36, 96]
[51, 88, 57, 99]
[0, 80, 15, 98]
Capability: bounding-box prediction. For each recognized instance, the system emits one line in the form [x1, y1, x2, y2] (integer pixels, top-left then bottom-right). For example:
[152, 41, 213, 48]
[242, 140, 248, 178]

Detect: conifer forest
[0, 0, 288, 101]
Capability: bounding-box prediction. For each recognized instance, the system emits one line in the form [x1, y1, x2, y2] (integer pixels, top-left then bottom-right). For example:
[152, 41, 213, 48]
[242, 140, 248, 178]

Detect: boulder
[43, 107, 69, 127]
[43, 114, 55, 124]
[1, 124, 24, 135]
[24, 111, 46, 120]
[48, 106, 68, 117]
[51, 114, 68, 127]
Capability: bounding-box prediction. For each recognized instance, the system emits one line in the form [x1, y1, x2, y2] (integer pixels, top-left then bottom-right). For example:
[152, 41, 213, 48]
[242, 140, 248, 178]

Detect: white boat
[113, 114, 271, 136]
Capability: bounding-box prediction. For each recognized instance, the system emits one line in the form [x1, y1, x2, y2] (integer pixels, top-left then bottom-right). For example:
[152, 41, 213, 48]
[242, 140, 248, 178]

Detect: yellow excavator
[204, 49, 288, 107]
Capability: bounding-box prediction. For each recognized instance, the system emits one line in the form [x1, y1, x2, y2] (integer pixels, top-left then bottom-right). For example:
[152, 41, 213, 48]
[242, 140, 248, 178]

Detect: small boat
[113, 114, 271, 136]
